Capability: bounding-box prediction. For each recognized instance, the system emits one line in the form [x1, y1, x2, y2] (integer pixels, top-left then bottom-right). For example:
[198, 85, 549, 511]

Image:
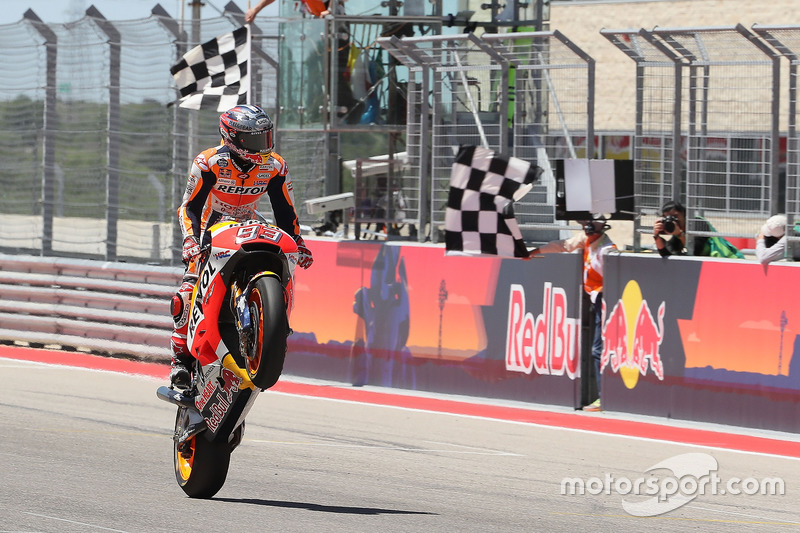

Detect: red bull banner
[602, 254, 800, 432]
[286, 240, 585, 407]
[285, 240, 800, 432]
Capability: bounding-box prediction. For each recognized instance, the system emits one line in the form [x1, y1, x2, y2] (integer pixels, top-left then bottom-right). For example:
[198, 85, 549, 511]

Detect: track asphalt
[2, 344, 798, 460]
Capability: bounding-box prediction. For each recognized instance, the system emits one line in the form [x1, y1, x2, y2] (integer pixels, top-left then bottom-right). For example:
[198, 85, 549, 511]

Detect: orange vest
[583, 235, 616, 301]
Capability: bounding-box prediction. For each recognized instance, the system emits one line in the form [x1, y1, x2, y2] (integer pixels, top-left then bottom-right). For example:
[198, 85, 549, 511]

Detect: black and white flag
[445, 146, 542, 258]
[170, 26, 250, 112]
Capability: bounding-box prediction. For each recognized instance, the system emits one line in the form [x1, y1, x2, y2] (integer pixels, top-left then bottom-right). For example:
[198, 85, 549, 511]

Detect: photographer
[652, 200, 711, 257]
[653, 201, 687, 257]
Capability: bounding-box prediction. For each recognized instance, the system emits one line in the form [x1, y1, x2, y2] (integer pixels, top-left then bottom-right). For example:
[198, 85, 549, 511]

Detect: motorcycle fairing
[187, 220, 297, 366]
[194, 355, 260, 441]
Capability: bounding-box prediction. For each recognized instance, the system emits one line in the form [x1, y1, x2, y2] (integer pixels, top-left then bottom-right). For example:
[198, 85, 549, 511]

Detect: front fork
[231, 279, 252, 358]
[232, 272, 287, 357]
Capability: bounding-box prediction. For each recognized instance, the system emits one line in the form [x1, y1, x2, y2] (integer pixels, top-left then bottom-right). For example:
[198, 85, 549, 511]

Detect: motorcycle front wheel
[174, 408, 231, 498]
[244, 275, 288, 389]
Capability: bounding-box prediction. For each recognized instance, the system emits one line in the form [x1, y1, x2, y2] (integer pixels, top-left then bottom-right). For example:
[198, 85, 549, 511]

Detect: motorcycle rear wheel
[174, 408, 231, 498]
[244, 276, 288, 389]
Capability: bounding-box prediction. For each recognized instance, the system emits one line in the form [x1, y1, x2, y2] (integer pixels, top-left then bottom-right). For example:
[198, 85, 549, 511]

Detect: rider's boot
[169, 278, 196, 389]
[169, 351, 192, 390]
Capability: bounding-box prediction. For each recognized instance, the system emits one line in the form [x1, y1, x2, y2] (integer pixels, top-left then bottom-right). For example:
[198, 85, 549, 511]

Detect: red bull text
[195, 367, 243, 433]
[505, 283, 580, 377]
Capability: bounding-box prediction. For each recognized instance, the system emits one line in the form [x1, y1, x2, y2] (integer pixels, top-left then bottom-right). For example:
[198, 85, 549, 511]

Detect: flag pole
[245, 1, 252, 105]
[453, 49, 489, 150]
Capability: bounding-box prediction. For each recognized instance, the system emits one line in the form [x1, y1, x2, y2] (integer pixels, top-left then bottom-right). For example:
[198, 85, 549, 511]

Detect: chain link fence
[605, 24, 794, 251]
[658, 25, 780, 243]
[601, 29, 683, 236]
[752, 24, 800, 252]
[5, 6, 800, 262]
[0, 5, 295, 265]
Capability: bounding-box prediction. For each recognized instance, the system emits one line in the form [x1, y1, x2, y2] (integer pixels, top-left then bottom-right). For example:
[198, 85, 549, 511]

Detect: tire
[244, 276, 287, 389]
[174, 408, 231, 499]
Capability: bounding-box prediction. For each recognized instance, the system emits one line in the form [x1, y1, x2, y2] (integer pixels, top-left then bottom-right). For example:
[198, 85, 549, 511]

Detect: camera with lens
[661, 215, 679, 234]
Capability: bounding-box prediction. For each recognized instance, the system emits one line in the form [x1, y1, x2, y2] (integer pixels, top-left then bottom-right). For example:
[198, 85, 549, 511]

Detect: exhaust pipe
[156, 386, 196, 408]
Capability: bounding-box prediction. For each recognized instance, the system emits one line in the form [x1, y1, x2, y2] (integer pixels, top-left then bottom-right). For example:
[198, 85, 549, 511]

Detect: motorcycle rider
[169, 104, 313, 389]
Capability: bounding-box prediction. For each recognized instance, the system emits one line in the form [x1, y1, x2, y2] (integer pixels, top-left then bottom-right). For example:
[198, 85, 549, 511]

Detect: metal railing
[379, 30, 594, 243]
[0, 253, 178, 360]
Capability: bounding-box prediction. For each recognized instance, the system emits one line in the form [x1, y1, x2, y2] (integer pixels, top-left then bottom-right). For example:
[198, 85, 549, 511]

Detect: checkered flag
[445, 146, 542, 258]
[170, 26, 250, 112]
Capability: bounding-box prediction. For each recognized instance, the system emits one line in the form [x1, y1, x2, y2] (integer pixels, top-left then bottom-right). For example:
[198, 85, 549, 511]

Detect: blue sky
[3, 0, 278, 24]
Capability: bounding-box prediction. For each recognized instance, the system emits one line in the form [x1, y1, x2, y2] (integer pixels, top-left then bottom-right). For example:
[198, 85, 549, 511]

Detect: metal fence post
[23, 10, 57, 257]
[753, 24, 800, 249]
[741, 25, 784, 217]
[87, 6, 121, 262]
[553, 30, 595, 159]
[153, 5, 188, 266]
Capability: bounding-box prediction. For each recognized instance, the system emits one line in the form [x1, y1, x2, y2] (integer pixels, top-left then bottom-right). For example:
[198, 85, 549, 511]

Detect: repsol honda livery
[157, 217, 299, 498]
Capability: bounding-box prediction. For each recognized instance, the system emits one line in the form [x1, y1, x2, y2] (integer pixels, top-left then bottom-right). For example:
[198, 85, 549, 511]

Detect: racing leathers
[170, 144, 307, 364]
[179, 144, 301, 251]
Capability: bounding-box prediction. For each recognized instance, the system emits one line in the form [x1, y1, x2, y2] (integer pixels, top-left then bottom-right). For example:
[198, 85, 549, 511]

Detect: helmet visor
[238, 129, 272, 154]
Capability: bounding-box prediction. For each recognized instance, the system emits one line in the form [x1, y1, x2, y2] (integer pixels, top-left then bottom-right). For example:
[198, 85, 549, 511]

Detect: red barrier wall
[287, 240, 800, 432]
[286, 240, 585, 407]
[601, 254, 800, 433]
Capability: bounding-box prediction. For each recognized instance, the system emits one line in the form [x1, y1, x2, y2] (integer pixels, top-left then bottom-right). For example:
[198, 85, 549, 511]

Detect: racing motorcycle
[157, 217, 298, 498]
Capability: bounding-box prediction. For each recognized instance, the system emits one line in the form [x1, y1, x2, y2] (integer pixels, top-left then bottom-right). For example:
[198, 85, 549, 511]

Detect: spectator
[756, 214, 788, 265]
[530, 215, 617, 412]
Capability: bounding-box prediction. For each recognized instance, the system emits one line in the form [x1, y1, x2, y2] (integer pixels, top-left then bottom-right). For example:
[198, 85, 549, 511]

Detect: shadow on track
[214, 497, 437, 516]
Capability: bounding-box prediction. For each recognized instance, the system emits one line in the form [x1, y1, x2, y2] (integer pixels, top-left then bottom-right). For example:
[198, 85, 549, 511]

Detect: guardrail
[0, 253, 180, 362]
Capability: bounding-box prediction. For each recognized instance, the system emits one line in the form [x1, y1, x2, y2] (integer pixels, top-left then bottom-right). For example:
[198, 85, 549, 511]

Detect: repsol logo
[188, 261, 217, 337]
[216, 185, 270, 195]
